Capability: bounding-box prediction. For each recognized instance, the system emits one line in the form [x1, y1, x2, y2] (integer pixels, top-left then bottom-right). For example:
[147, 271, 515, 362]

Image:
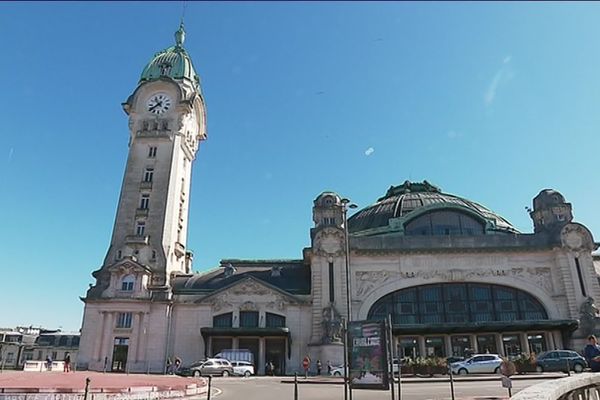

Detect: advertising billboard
[347, 320, 389, 390]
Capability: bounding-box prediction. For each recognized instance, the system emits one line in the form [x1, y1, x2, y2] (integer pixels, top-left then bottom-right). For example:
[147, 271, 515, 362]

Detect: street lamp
[341, 198, 357, 322]
[341, 197, 357, 400]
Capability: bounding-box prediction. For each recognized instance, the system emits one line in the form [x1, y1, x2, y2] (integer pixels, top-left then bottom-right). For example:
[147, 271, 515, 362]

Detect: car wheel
[222, 370, 230, 377]
[193, 370, 201, 377]
[494, 367, 501, 374]
[573, 363, 584, 373]
[244, 370, 251, 377]
[334, 371, 341, 376]
[458, 368, 468, 375]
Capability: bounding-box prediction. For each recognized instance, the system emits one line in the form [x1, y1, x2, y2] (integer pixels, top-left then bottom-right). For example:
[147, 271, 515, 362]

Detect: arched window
[121, 275, 135, 291]
[404, 210, 485, 236]
[266, 313, 286, 328]
[213, 312, 233, 328]
[368, 283, 547, 324]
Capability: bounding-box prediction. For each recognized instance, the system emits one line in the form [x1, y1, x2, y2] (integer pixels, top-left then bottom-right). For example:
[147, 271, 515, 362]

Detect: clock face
[146, 93, 172, 115]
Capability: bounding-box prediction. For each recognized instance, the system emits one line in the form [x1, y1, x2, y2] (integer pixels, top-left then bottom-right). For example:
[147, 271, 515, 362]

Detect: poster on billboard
[347, 320, 389, 390]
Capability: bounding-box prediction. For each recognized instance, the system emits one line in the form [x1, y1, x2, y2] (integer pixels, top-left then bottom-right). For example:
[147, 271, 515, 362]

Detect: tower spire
[175, 20, 185, 48]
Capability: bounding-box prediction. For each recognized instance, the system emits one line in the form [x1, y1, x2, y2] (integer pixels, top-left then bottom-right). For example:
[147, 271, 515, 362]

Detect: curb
[280, 373, 567, 385]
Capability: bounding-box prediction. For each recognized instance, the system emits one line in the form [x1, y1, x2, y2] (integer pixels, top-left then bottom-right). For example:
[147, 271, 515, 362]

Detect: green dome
[139, 23, 200, 88]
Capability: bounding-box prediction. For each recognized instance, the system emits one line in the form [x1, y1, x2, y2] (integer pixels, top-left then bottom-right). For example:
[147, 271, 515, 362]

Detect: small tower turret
[530, 189, 573, 233]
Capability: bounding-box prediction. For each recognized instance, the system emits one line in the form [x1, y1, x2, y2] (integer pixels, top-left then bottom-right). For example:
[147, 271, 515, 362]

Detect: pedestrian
[45, 355, 53, 372]
[174, 357, 182, 374]
[166, 357, 173, 375]
[265, 361, 272, 376]
[63, 352, 71, 372]
[327, 360, 332, 375]
[302, 355, 311, 378]
[584, 335, 600, 372]
[316, 359, 322, 376]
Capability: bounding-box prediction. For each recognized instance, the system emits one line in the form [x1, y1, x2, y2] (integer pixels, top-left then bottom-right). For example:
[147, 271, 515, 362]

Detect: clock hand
[149, 102, 162, 111]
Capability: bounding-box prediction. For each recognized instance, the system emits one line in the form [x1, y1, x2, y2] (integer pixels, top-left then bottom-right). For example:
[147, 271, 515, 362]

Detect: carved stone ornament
[314, 229, 344, 256]
[240, 301, 258, 311]
[561, 224, 593, 251]
[355, 267, 554, 299]
[579, 297, 600, 337]
[231, 280, 269, 296]
[265, 295, 287, 312]
[210, 294, 233, 312]
[321, 306, 343, 344]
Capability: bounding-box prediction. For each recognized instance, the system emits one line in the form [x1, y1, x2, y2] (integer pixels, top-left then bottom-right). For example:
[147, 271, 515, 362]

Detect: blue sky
[1, 2, 599, 331]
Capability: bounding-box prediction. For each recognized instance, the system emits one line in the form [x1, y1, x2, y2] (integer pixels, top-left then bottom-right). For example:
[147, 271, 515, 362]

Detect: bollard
[448, 366, 456, 400]
[83, 377, 91, 400]
[398, 363, 402, 400]
[207, 375, 212, 400]
[294, 372, 299, 400]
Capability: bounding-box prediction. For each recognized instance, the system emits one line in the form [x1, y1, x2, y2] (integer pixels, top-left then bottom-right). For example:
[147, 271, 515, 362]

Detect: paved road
[209, 376, 552, 400]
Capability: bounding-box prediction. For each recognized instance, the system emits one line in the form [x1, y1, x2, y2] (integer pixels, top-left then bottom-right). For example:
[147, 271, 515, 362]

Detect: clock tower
[78, 23, 207, 372]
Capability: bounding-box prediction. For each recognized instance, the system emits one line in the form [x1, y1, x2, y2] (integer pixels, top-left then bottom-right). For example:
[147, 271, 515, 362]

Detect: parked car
[177, 358, 234, 377]
[450, 354, 503, 375]
[535, 350, 587, 373]
[231, 360, 255, 377]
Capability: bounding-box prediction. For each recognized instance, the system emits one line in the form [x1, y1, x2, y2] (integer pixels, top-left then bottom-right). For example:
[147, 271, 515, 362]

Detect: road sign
[501, 376, 513, 389]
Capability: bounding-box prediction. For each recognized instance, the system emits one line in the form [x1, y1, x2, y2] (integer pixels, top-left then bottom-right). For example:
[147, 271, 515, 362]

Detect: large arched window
[368, 283, 547, 324]
[404, 210, 485, 236]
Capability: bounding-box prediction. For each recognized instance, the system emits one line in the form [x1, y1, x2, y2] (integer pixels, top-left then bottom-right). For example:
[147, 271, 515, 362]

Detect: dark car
[535, 350, 587, 373]
[176, 358, 234, 377]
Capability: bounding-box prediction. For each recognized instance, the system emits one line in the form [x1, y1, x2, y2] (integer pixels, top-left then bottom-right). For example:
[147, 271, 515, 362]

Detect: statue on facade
[322, 306, 343, 344]
[580, 297, 600, 337]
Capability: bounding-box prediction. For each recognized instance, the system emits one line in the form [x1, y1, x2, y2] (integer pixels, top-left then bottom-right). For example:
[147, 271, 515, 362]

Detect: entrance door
[111, 337, 129, 372]
[265, 338, 286, 375]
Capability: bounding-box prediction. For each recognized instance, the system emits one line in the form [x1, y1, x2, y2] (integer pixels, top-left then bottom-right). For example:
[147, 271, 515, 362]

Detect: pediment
[106, 258, 152, 275]
[196, 276, 304, 312]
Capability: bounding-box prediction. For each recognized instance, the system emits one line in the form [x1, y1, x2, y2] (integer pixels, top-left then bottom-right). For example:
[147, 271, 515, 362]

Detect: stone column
[520, 333, 530, 354]
[95, 311, 107, 361]
[553, 331, 563, 349]
[545, 331, 555, 350]
[232, 337, 239, 349]
[418, 336, 426, 358]
[444, 335, 452, 356]
[134, 312, 143, 362]
[102, 312, 115, 367]
[470, 334, 478, 353]
[495, 334, 504, 356]
[258, 338, 266, 375]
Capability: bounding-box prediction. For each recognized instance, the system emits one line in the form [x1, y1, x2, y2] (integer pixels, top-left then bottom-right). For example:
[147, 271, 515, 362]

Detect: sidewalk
[281, 373, 567, 385]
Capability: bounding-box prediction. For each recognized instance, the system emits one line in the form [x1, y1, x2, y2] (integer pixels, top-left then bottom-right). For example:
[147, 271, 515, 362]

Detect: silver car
[451, 354, 503, 375]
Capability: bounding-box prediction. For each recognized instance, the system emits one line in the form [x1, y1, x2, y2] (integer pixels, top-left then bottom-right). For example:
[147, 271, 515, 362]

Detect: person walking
[45, 355, 53, 372]
[327, 360, 332, 375]
[316, 359, 322, 376]
[302, 355, 311, 378]
[584, 335, 600, 372]
[63, 352, 71, 372]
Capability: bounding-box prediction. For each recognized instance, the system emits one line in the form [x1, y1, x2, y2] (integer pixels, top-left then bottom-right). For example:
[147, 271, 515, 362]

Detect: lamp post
[341, 198, 357, 400]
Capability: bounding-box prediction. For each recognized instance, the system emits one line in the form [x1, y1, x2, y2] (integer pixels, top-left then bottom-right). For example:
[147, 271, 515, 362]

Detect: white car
[451, 354, 503, 375]
[230, 360, 255, 377]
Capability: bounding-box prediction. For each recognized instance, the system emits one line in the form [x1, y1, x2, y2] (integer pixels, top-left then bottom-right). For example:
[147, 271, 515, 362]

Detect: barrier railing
[512, 373, 600, 400]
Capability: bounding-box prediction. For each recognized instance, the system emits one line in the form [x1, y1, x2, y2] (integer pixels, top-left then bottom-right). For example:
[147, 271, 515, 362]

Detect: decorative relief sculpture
[231, 280, 269, 296]
[355, 266, 554, 299]
[210, 294, 233, 312]
[561, 224, 593, 251]
[579, 297, 600, 337]
[266, 295, 287, 311]
[314, 229, 345, 256]
[321, 306, 343, 344]
[240, 301, 257, 311]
